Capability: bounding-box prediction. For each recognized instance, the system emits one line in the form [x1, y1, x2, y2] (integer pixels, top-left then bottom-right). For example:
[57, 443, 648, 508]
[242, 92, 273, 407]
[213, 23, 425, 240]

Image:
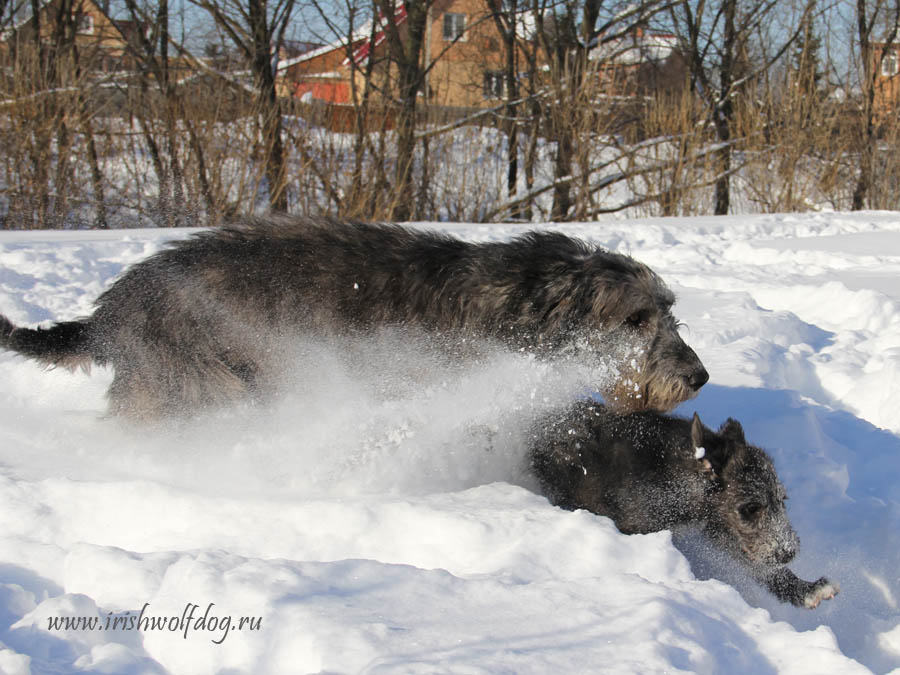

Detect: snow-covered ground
[0, 212, 899, 674]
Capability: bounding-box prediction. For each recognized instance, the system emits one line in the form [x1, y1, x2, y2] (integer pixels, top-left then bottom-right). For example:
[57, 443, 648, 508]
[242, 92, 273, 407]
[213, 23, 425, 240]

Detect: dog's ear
[719, 418, 745, 443]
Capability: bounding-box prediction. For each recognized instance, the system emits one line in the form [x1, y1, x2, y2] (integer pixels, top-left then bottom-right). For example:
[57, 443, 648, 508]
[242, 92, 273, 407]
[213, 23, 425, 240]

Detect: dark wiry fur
[530, 401, 838, 608]
[0, 216, 707, 418]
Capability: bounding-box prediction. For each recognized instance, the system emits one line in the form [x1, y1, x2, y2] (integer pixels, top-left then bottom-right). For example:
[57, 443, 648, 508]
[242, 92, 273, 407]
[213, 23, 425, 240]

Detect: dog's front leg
[761, 567, 839, 608]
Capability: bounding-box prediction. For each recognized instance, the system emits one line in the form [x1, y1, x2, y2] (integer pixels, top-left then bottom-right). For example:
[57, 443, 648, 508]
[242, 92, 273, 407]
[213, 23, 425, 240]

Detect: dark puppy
[0, 217, 707, 418]
[530, 401, 838, 608]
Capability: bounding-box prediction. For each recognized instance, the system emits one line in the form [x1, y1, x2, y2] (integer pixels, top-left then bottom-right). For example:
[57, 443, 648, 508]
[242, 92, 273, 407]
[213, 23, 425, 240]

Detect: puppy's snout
[772, 529, 799, 565]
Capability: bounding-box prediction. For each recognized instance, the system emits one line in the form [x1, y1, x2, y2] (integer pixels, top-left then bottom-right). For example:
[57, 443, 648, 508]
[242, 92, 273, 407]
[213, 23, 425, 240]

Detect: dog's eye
[625, 312, 645, 328]
[739, 503, 763, 520]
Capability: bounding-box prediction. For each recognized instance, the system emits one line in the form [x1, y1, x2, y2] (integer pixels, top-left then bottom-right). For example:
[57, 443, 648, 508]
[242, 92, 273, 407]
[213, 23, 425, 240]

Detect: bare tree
[373, 0, 430, 221]
[303, 0, 398, 219]
[320, 0, 494, 221]
[851, 0, 900, 209]
[0, 0, 109, 227]
[527, 0, 679, 221]
[190, 0, 296, 211]
[670, 0, 815, 214]
[121, 0, 197, 226]
[485, 0, 526, 219]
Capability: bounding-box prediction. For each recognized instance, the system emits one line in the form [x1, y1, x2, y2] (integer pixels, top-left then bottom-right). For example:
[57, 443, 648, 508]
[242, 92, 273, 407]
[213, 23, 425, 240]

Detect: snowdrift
[1, 212, 898, 673]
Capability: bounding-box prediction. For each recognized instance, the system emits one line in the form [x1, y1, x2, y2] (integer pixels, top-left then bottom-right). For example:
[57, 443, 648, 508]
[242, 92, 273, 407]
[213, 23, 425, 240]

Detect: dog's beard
[558, 329, 658, 412]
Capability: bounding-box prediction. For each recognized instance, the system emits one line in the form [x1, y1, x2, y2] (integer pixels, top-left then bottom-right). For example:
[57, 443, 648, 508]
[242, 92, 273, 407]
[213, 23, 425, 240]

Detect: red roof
[345, 3, 408, 66]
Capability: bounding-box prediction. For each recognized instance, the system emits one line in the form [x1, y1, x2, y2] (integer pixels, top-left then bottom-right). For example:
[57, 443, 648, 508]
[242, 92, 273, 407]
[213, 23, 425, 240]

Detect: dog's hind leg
[106, 368, 174, 421]
[106, 355, 254, 420]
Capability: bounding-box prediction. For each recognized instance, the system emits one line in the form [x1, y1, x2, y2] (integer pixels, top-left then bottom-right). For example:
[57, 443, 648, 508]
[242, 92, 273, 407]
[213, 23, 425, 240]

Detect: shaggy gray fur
[530, 401, 839, 608]
[0, 216, 707, 418]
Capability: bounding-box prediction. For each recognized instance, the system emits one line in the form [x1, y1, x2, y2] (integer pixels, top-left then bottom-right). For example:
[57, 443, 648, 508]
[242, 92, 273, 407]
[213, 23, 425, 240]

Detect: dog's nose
[687, 367, 709, 391]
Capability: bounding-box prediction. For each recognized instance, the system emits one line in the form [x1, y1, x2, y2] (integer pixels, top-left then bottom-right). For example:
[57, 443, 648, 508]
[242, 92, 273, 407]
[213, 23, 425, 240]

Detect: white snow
[1, 212, 899, 673]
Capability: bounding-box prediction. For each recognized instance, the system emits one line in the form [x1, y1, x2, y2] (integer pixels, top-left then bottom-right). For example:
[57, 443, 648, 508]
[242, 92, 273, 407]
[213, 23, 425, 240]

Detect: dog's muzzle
[687, 366, 709, 391]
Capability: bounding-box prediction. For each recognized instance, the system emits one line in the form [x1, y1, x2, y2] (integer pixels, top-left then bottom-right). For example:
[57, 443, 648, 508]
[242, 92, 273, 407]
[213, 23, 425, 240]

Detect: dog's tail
[0, 314, 95, 371]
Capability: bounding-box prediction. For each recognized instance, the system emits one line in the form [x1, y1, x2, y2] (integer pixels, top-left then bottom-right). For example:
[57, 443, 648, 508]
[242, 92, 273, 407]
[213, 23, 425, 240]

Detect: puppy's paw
[803, 578, 839, 609]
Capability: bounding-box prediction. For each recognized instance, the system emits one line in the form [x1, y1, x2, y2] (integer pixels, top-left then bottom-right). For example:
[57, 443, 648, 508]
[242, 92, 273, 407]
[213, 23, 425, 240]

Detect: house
[590, 28, 687, 99]
[0, 0, 143, 72]
[277, 35, 365, 104]
[278, 0, 521, 109]
[873, 42, 900, 114]
[278, 4, 687, 114]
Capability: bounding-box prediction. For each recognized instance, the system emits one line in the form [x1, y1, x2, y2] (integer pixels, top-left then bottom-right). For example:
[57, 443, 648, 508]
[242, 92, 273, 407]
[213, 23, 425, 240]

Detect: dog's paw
[803, 578, 839, 609]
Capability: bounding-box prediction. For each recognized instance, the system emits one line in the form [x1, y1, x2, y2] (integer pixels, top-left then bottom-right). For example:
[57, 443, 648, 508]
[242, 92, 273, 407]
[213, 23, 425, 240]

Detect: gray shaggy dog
[0, 216, 707, 418]
[530, 401, 838, 609]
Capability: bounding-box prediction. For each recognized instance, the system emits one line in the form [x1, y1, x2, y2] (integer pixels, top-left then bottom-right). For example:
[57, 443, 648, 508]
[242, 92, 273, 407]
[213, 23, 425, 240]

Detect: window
[76, 13, 94, 35]
[484, 71, 504, 99]
[443, 13, 466, 41]
[883, 51, 899, 77]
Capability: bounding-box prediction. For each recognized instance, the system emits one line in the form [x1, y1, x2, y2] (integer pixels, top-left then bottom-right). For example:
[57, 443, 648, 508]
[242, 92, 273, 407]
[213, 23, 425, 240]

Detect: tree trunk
[714, 0, 736, 216]
[850, 0, 898, 211]
[249, 0, 288, 211]
[488, 0, 521, 219]
[381, 0, 429, 221]
[80, 111, 108, 228]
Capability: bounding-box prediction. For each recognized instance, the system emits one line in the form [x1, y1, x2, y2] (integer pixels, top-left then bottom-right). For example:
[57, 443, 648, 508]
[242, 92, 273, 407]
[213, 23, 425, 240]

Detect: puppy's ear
[691, 413, 716, 477]
[719, 418, 745, 443]
[691, 412, 704, 449]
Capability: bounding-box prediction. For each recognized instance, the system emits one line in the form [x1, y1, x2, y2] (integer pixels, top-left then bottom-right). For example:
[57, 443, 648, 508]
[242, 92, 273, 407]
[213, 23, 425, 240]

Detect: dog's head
[689, 414, 799, 568]
[568, 252, 708, 413]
